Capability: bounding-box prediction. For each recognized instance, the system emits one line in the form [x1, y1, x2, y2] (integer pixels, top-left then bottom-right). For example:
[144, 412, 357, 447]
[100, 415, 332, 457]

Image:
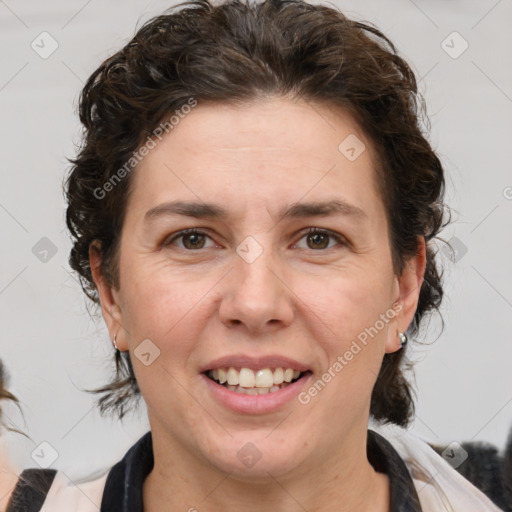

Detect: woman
[7, 0, 505, 510]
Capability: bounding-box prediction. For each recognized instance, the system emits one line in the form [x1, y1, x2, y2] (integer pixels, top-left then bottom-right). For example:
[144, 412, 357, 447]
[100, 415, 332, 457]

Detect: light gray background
[1, 0, 511, 478]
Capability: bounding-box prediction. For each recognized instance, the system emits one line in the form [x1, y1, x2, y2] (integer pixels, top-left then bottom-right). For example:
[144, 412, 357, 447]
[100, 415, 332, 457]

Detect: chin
[202, 436, 306, 482]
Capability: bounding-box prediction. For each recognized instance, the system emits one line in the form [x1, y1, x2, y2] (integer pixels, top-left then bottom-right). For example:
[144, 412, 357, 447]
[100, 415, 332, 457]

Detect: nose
[218, 245, 295, 335]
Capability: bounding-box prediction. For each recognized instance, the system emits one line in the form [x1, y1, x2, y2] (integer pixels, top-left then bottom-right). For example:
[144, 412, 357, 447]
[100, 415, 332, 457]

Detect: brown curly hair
[65, 0, 447, 426]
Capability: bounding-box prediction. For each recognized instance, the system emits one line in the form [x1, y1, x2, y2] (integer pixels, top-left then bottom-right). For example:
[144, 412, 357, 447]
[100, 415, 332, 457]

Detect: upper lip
[200, 354, 310, 373]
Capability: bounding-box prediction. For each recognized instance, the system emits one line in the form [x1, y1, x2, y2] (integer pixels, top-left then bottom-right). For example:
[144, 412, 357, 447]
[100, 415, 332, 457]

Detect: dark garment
[100, 429, 422, 511]
[6, 468, 57, 512]
[5, 429, 423, 511]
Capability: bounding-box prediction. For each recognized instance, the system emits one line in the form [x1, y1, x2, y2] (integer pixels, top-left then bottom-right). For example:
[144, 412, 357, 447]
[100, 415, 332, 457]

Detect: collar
[101, 429, 422, 511]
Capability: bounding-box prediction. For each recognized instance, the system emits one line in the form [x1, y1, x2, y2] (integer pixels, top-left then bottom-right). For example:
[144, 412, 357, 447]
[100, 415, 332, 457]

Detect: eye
[165, 229, 216, 250]
[164, 228, 346, 252]
[295, 228, 346, 250]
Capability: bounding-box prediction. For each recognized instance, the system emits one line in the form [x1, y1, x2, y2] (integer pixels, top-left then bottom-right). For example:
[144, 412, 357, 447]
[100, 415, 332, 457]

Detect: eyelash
[165, 227, 347, 251]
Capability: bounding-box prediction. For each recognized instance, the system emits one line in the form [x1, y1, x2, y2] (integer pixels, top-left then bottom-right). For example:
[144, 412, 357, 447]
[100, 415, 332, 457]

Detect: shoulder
[6, 468, 108, 512]
[429, 434, 512, 511]
[39, 470, 108, 511]
[6, 432, 152, 512]
[6, 469, 57, 512]
[370, 421, 506, 511]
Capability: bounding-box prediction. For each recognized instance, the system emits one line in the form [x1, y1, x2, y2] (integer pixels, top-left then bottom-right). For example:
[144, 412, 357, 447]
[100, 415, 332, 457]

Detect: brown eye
[166, 229, 213, 250]
[306, 232, 330, 249]
[295, 228, 345, 251]
[181, 232, 206, 249]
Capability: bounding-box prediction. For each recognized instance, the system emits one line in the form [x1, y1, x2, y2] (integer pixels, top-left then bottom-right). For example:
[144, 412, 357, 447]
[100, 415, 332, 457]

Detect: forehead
[129, 97, 384, 220]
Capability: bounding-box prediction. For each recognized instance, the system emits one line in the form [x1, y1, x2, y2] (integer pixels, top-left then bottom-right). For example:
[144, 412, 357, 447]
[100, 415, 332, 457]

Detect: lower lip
[201, 373, 312, 415]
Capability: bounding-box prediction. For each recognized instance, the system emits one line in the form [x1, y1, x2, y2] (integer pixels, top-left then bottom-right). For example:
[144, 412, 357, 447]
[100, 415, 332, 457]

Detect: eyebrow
[144, 199, 367, 224]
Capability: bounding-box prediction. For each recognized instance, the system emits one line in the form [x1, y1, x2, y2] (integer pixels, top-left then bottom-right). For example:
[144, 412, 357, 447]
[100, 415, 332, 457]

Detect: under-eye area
[204, 367, 313, 395]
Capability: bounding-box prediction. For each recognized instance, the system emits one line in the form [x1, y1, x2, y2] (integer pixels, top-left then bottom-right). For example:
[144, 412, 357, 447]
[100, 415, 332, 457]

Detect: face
[92, 97, 424, 480]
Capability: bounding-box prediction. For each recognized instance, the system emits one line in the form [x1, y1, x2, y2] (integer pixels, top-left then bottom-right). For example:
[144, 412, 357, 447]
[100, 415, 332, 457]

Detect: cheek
[296, 276, 393, 417]
[119, 258, 218, 354]
[294, 267, 395, 399]
[294, 266, 396, 347]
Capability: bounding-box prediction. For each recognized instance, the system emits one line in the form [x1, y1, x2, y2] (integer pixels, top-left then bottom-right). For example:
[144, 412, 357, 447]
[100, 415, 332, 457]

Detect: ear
[385, 236, 427, 354]
[89, 241, 127, 351]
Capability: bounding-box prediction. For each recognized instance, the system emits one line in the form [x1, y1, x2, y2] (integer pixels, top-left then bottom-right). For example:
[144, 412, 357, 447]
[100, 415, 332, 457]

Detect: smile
[205, 367, 309, 395]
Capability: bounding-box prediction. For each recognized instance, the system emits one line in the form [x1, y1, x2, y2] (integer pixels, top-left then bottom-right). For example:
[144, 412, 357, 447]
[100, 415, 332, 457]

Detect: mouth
[203, 367, 312, 396]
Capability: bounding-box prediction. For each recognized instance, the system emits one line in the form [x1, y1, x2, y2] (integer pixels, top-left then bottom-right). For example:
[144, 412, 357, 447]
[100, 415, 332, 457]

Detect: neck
[143, 425, 389, 512]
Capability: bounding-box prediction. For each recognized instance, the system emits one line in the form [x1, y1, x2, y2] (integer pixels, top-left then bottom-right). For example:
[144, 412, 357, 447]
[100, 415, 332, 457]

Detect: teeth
[208, 366, 304, 390]
[221, 381, 292, 395]
[239, 368, 256, 387]
[273, 367, 284, 384]
[226, 367, 239, 385]
[255, 369, 274, 387]
[218, 368, 227, 384]
[283, 368, 294, 382]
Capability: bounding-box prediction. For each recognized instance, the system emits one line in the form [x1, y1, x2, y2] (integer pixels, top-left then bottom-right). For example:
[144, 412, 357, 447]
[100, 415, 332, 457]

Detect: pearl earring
[113, 334, 120, 353]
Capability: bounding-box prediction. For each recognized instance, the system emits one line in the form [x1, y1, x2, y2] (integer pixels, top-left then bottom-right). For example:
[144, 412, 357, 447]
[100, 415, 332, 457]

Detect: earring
[399, 332, 408, 347]
[113, 334, 120, 354]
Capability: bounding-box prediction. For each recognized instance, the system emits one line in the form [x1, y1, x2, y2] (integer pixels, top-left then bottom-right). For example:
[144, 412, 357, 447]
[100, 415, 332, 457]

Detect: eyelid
[164, 228, 218, 249]
[293, 227, 348, 250]
[164, 227, 348, 251]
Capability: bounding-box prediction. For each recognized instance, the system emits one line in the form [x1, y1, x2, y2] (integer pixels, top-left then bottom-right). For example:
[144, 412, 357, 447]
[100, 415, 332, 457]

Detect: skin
[0, 442, 18, 512]
[91, 97, 425, 512]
